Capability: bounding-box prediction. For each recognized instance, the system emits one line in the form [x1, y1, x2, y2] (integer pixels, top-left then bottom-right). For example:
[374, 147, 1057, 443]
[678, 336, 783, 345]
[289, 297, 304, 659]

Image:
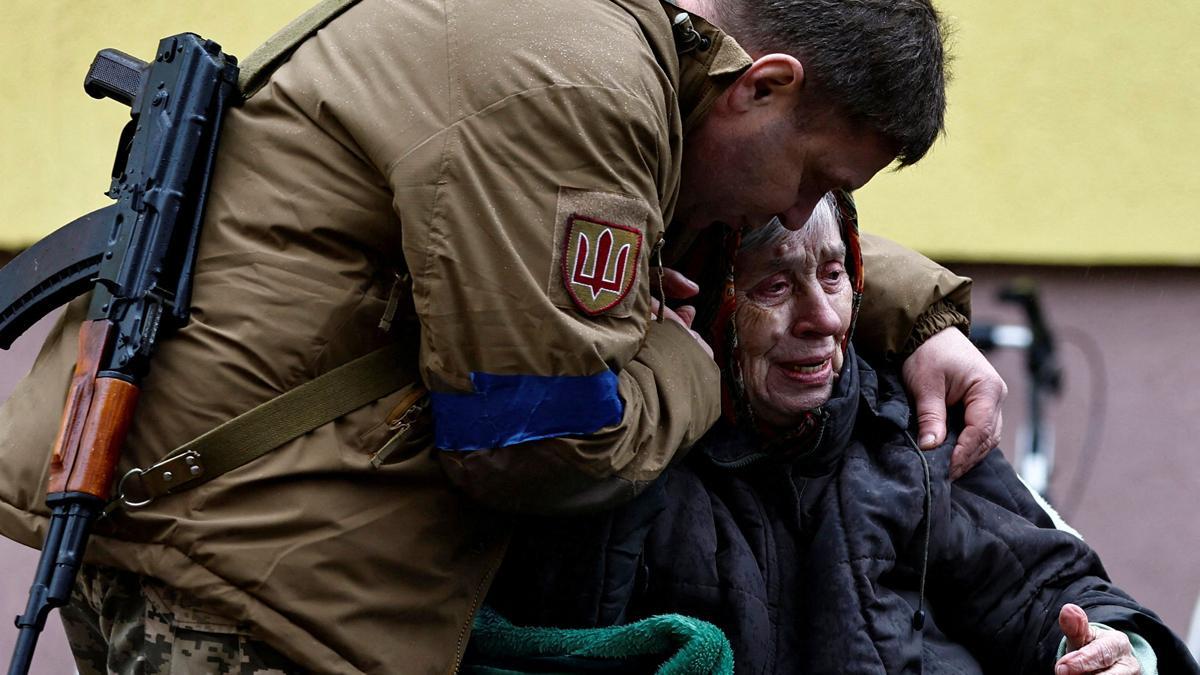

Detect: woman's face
[733, 214, 852, 429]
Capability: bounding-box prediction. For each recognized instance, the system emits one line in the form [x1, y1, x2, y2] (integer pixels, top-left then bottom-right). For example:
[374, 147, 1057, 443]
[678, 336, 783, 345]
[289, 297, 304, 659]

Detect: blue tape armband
[432, 370, 624, 451]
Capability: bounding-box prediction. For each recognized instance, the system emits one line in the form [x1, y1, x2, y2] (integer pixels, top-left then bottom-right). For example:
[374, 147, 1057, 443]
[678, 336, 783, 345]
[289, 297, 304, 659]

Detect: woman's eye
[823, 265, 845, 284]
[752, 279, 789, 300]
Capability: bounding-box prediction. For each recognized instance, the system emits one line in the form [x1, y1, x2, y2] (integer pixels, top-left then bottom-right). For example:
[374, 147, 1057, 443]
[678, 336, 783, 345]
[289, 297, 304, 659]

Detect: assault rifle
[1, 34, 239, 674]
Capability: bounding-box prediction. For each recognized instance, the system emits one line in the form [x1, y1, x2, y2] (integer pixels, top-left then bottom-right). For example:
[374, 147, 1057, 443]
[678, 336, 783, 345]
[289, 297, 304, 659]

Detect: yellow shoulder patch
[562, 214, 643, 315]
[547, 188, 651, 318]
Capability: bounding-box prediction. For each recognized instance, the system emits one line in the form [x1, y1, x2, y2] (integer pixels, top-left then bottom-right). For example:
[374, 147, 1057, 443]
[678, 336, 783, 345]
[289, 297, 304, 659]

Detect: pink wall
[0, 311, 73, 674]
[958, 263, 1200, 637]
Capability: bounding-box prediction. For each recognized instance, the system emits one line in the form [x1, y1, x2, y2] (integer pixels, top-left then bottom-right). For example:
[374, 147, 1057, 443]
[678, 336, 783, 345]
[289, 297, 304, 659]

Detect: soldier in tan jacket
[0, 0, 1003, 672]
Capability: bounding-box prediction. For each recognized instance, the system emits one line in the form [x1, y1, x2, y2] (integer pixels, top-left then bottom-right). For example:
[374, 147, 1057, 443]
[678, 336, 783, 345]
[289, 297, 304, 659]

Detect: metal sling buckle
[117, 468, 152, 508]
[117, 450, 205, 508]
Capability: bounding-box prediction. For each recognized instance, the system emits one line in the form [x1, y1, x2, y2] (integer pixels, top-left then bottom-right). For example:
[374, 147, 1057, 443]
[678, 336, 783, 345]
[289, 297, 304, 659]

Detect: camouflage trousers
[61, 564, 302, 675]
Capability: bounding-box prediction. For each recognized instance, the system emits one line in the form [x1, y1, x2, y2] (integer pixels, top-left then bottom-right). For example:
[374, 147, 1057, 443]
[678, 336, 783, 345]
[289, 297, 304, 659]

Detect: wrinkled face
[680, 108, 895, 233]
[733, 207, 852, 429]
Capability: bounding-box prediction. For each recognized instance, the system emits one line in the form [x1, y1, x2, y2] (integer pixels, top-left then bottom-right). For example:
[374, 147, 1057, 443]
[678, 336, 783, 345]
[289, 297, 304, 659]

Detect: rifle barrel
[7, 498, 101, 675]
[8, 505, 65, 675]
[6, 629, 37, 675]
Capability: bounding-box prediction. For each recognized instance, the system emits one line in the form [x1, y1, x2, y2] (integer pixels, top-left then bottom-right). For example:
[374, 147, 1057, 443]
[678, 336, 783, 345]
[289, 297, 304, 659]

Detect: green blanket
[464, 605, 734, 675]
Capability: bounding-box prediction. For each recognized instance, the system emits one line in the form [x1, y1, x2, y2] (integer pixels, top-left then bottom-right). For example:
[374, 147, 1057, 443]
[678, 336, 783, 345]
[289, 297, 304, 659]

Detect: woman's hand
[1055, 603, 1141, 674]
[650, 268, 712, 359]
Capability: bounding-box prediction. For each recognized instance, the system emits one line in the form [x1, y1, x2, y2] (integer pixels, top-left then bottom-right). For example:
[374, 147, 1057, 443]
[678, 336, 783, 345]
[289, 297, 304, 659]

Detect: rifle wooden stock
[47, 319, 140, 498]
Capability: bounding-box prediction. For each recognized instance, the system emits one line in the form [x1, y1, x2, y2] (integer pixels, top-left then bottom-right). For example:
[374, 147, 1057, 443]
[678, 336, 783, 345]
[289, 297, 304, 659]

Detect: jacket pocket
[365, 383, 432, 467]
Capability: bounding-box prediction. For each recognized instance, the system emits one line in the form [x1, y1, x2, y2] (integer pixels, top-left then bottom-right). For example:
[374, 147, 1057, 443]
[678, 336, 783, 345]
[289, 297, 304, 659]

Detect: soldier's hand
[902, 327, 1006, 479]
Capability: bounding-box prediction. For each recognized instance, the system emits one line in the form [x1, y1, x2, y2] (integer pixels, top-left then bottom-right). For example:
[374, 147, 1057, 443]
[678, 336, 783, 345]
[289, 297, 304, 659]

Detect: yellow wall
[856, 1, 1200, 265]
[3, 1, 1199, 264]
[0, 1, 308, 249]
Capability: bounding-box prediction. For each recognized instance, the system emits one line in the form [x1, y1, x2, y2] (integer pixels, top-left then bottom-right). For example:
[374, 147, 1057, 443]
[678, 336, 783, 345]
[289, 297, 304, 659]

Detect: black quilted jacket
[488, 352, 1198, 674]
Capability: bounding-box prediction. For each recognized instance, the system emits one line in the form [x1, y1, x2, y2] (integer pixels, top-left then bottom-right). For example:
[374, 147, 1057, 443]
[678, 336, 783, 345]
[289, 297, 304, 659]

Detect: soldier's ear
[724, 54, 806, 114]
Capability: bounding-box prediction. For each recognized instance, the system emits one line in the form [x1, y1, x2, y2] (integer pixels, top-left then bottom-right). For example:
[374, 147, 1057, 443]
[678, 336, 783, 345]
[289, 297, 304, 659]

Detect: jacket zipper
[651, 234, 666, 323]
[450, 533, 509, 674]
[369, 388, 429, 467]
[710, 421, 827, 471]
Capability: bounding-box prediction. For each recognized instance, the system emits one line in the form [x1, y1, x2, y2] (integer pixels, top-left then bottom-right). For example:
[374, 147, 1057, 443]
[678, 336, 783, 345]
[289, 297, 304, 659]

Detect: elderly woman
[481, 194, 1198, 674]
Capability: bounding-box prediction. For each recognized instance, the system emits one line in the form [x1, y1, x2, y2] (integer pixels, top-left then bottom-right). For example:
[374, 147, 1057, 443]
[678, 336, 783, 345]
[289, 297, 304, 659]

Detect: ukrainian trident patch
[561, 214, 643, 316]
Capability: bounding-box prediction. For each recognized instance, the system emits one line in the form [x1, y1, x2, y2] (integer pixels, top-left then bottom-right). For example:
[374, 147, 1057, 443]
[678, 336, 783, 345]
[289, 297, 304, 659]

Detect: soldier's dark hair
[715, 0, 949, 166]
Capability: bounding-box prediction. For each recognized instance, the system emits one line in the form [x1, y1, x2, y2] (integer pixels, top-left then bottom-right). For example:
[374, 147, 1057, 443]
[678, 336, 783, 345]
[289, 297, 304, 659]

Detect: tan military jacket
[0, 0, 968, 672]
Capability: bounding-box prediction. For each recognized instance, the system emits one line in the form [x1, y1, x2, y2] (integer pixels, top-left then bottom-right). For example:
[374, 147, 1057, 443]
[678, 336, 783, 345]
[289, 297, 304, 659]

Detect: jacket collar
[856, 356, 911, 432]
[663, 3, 752, 134]
[699, 346, 860, 475]
[698, 348, 914, 476]
[616, 0, 751, 132]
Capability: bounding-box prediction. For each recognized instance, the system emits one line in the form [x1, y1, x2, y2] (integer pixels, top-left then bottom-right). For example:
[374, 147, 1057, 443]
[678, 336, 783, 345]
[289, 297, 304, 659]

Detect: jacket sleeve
[922, 450, 1198, 673]
[368, 16, 719, 514]
[855, 233, 972, 362]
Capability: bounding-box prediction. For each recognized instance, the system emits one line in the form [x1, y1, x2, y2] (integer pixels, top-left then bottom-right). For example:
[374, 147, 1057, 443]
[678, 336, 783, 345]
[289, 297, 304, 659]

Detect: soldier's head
[675, 0, 948, 232]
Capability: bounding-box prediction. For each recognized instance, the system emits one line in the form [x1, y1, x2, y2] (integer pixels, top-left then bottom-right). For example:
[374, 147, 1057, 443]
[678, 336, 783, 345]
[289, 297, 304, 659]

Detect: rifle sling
[116, 339, 415, 509]
[238, 0, 362, 99]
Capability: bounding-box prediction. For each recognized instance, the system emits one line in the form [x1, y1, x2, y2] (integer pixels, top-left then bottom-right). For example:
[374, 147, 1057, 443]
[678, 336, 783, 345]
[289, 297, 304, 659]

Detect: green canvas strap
[115, 339, 416, 510]
[108, 0, 394, 510]
[237, 0, 362, 99]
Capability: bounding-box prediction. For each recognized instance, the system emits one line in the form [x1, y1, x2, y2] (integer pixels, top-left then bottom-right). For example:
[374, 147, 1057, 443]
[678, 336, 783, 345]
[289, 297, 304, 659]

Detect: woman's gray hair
[738, 192, 840, 257]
